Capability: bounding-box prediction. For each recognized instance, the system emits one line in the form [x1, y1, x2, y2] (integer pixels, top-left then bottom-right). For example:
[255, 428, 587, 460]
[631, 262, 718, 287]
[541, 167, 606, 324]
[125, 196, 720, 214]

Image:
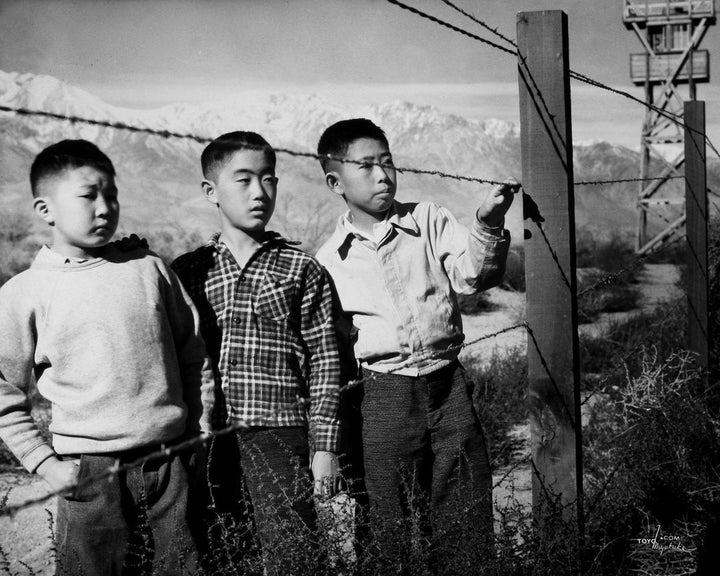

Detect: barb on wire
[569, 70, 681, 124]
[439, 0, 517, 49]
[460, 322, 527, 350]
[0, 401, 306, 516]
[0, 104, 211, 144]
[575, 175, 685, 186]
[0, 104, 512, 187]
[384, 0, 515, 56]
[577, 234, 684, 298]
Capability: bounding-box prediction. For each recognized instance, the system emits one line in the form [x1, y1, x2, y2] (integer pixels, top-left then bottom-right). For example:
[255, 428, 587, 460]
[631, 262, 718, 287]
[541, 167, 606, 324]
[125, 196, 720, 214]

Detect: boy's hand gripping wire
[477, 177, 521, 227]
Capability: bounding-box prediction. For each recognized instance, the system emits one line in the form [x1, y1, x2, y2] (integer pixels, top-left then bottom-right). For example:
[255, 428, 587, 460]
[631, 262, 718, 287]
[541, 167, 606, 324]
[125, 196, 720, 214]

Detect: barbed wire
[1, 103, 691, 192]
[3, 313, 605, 518]
[0, 320, 532, 517]
[533, 222, 574, 292]
[0, 225, 692, 518]
[575, 175, 685, 186]
[0, 104, 698, 371]
[438, 0, 517, 49]
[381, 0, 714, 237]
[0, 103, 511, 186]
[0, 0, 711, 519]
[578, 234, 684, 298]
[384, 0, 720, 163]
[2, 312, 606, 517]
[385, 0, 515, 56]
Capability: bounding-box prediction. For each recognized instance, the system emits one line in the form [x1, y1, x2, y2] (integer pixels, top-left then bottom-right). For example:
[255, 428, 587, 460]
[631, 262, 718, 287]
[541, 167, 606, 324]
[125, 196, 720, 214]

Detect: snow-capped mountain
[0, 70, 697, 253]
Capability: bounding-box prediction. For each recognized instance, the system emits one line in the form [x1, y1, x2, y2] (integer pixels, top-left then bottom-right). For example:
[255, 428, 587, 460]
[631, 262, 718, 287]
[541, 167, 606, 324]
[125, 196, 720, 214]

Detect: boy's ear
[32, 197, 54, 225]
[201, 180, 218, 205]
[325, 171, 344, 198]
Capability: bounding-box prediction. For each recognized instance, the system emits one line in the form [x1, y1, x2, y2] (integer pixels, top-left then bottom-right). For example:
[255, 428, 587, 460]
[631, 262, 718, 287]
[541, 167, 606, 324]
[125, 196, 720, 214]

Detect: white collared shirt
[316, 201, 510, 376]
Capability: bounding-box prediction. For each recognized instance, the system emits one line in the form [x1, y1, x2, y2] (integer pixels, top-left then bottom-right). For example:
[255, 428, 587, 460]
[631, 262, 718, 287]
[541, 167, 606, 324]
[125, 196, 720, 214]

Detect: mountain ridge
[0, 70, 701, 254]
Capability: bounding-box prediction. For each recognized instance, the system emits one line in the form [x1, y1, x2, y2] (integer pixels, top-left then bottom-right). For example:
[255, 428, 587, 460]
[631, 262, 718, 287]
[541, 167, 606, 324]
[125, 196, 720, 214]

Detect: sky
[0, 0, 719, 150]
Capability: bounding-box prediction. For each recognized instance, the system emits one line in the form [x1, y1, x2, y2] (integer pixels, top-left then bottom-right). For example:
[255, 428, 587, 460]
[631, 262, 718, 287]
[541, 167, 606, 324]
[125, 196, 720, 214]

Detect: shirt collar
[327, 201, 420, 256]
[206, 230, 298, 253]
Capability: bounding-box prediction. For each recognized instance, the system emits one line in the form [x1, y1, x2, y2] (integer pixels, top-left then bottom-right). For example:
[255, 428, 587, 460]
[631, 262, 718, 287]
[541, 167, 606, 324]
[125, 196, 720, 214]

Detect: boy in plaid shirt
[172, 131, 341, 568]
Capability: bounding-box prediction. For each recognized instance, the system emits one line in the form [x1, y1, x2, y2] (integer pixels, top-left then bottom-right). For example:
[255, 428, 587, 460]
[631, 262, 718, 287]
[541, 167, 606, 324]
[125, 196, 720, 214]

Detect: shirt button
[239, 275, 246, 281]
[230, 359, 238, 366]
[233, 316, 241, 324]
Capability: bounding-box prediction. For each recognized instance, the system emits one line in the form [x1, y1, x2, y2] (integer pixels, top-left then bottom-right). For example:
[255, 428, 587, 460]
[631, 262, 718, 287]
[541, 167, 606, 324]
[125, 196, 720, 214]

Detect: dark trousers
[357, 361, 493, 536]
[206, 427, 316, 574]
[236, 426, 316, 540]
[55, 444, 203, 576]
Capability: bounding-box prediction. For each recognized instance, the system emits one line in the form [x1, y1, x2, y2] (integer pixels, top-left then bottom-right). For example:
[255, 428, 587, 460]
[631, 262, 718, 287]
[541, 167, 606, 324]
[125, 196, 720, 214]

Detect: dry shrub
[582, 350, 720, 575]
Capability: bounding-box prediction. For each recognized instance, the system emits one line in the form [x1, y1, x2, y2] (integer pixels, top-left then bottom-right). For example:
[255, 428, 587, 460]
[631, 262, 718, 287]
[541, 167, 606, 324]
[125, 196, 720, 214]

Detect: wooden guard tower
[623, 0, 715, 254]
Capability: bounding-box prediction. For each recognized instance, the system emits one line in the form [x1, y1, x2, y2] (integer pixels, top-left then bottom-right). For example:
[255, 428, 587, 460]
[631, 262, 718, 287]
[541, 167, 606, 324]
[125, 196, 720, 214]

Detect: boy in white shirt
[315, 118, 517, 554]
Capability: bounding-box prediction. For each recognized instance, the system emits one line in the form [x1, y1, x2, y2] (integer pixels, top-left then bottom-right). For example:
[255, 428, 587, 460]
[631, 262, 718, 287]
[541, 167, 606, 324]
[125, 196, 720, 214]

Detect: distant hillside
[1, 70, 712, 254]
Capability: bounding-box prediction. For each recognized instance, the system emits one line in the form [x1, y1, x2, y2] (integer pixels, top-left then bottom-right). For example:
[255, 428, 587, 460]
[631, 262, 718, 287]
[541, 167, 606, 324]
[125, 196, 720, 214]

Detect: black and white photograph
[1, 1, 719, 574]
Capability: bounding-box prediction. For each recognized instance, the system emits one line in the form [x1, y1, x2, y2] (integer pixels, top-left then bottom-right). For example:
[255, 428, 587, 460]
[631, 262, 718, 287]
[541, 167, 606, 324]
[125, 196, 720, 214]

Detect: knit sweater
[0, 244, 214, 473]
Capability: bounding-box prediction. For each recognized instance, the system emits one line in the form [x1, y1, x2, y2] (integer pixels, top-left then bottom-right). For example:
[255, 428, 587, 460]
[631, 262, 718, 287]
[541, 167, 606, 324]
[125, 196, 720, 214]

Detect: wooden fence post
[516, 9, 583, 538]
[684, 101, 709, 372]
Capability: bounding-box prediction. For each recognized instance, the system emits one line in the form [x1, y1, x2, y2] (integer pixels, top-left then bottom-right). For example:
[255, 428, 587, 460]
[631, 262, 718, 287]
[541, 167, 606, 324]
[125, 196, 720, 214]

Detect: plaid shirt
[172, 233, 341, 452]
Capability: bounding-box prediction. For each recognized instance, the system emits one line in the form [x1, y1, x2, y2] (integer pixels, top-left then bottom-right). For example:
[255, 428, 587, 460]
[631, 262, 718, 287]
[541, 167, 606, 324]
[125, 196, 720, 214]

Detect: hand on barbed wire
[477, 177, 520, 228]
[312, 450, 340, 499]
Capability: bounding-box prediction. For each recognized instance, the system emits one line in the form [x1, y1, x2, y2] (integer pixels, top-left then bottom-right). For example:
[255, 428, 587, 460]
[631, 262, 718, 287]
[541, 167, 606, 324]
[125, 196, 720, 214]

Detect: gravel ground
[0, 471, 55, 576]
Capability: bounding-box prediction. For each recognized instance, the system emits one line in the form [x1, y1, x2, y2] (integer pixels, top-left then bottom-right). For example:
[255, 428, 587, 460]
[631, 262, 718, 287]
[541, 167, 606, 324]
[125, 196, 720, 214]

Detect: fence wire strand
[1, 320, 532, 517]
[1, 103, 689, 191]
[438, 0, 517, 49]
[383, 0, 720, 163]
[385, 0, 516, 56]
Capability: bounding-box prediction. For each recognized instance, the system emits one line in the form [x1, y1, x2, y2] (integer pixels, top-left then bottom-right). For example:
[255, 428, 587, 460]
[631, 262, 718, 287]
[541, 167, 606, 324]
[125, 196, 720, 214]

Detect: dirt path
[0, 471, 55, 576]
[579, 263, 681, 339]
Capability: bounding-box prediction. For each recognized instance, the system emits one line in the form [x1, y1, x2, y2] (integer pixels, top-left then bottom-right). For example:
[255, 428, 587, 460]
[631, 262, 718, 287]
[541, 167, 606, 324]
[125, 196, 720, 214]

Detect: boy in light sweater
[0, 140, 214, 575]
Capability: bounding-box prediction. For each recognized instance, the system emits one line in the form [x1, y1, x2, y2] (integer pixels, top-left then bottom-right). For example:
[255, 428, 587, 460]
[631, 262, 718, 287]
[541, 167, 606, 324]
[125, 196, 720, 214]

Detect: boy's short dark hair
[317, 118, 389, 173]
[30, 139, 116, 197]
[201, 131, 277, 180]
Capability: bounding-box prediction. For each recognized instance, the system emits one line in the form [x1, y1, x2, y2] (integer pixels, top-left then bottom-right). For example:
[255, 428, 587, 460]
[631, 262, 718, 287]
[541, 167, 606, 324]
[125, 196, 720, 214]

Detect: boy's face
[203, 149, 277, 237]
[326, 138, 397, 222]
[34, 165, 120, 259]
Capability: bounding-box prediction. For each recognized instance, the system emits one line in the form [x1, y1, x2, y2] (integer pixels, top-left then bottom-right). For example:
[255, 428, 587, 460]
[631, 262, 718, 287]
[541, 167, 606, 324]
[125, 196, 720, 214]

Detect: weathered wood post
[516, 9, 583, 544]
[684, 101, 709, 373]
